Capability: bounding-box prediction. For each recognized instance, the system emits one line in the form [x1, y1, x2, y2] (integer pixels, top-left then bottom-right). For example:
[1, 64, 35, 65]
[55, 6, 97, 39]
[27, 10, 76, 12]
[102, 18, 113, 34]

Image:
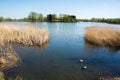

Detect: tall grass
[84, 26, 120, 46]
[0, 23, 49, 47]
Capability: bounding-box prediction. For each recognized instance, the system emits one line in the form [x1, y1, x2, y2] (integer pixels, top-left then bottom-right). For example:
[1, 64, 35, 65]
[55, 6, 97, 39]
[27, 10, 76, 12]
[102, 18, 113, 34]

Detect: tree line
[78, 18, 120, 24]
[0, 16, 14, 22]
[0, 12, 77, 22]
[0, 12, 120, 24]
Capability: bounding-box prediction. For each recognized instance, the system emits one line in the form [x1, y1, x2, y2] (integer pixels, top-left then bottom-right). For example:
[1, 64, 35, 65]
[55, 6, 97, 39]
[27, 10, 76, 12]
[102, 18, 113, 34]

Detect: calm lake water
[3, 22, 120, 80]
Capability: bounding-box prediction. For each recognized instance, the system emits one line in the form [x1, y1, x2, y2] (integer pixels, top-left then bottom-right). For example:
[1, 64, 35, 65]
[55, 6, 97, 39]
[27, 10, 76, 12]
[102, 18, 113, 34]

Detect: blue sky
[0, 0, 120, 19]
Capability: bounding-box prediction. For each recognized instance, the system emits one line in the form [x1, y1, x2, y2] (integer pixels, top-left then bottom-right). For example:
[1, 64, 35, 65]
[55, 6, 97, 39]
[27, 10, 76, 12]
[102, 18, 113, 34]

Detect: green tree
[28, 12, 37, 22]
[61, 14, 69, 22]
[52, 14, 57, 20]
[47, 14, 57, 22]
[47, 14, 52, 21]
[0, 16, 4, 21]
[38, 13, 44, 21]
[60, 14, 77, 22]
[5, 17, 12, 21]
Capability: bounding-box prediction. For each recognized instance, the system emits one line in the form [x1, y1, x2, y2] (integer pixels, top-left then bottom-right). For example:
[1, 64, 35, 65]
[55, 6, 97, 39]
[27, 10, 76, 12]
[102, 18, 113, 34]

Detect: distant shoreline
[1, 12, 119, 24]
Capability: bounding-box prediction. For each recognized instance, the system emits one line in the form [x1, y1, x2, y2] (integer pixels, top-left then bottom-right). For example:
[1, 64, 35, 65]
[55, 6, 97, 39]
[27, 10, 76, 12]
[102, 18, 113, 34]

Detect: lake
[3, 22, 120, 80]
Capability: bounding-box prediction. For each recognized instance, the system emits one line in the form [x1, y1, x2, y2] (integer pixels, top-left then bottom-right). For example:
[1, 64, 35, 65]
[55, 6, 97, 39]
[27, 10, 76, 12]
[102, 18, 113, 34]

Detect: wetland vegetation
[0, 0, 120, 80]
[0, 23, 49, 80]
[0, 13, 120, 80]
[0, 23, 49, 47]
[0, 22, 119, 80]
[84, 26, 120, 46]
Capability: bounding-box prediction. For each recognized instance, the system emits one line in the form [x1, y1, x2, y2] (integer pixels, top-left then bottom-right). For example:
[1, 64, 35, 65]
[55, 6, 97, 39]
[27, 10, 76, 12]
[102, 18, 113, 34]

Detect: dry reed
[0, 23, 49, 47]
[84, 26, 120, 46]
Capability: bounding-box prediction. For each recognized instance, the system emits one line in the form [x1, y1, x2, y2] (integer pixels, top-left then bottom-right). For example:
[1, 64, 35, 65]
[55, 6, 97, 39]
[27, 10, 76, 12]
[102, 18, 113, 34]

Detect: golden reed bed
[0, 23, 49, 47]
[0, 23, 49, 70]
[84, 26, 120, 46]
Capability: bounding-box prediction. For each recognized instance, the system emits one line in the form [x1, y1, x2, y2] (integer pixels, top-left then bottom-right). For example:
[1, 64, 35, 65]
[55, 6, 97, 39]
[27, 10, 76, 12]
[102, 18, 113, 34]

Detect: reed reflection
[85, 40, 120, 52]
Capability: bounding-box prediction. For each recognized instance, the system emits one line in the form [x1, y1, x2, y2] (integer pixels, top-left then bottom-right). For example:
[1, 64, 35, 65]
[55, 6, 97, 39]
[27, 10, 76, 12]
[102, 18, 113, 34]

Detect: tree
[0, 16, 4, 21]
[52, 14, 57, 20]
[61, 14, 69, 22]
[47, 14, 57, 22]
[60, 14, 77, 22]
[47, 14, 52, 21]
[59, 14, 63, 21]
[70, 15, 76, 19]
[28, 12, 37, 22]
[5, 17, 12, 21]
[38, 13, 44, 21]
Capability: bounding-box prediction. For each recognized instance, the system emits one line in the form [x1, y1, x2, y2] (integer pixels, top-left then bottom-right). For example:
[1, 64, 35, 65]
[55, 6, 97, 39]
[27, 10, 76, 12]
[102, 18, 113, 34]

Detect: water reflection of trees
[85, 40, 120, 52]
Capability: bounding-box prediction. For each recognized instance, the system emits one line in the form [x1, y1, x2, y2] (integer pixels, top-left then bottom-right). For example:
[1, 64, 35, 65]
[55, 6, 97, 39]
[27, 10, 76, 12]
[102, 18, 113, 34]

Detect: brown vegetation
[0, 23, 49, 79]
[0, 23, 49, 47]
[0, 46, 21, 70]
[0, 23, 49, 70]
[84, 26, 120, 46]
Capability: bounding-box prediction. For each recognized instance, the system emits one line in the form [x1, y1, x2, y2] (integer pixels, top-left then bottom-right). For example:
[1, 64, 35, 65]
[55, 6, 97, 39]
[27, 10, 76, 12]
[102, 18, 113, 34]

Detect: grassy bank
[0, 23, 49, 47]
[84, 26, 120, 46]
